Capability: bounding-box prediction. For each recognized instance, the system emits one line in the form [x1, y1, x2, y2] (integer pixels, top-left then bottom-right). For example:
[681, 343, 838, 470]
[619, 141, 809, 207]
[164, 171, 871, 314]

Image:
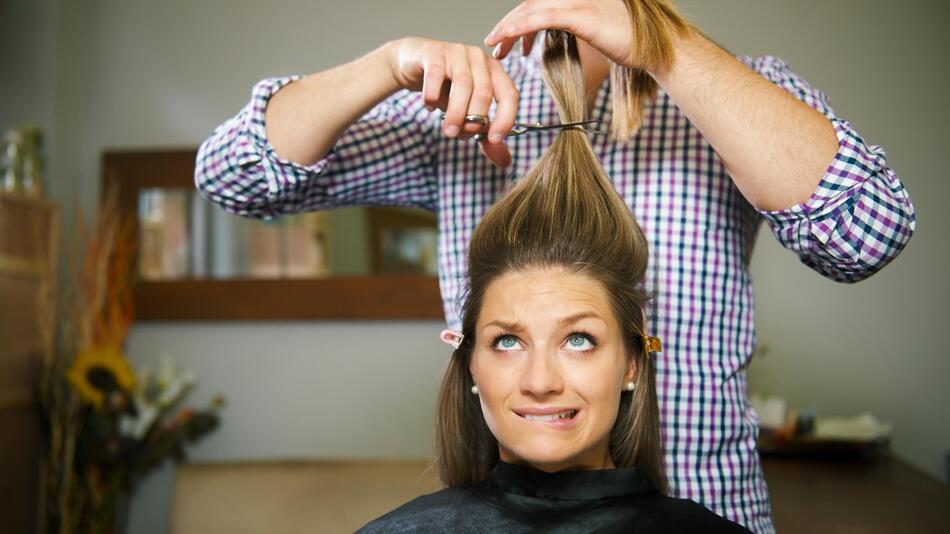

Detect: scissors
[441, 113, 609, 141]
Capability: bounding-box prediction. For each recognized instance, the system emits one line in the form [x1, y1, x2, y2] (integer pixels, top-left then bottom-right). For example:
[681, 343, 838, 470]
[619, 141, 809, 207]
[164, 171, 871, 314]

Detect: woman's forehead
[478, 268, 615, 331]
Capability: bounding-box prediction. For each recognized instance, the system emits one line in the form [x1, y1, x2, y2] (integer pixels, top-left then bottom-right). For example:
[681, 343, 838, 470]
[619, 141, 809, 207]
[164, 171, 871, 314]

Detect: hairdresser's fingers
[485, 0, 535, 44]
[521, 31, 538, 56]
[489, 8, 586, 61]
[484, 0, 578, 46]
[487, 1, 636, 66]
[486, 60, 519, 144]
[489, 35, 533, 62]
[461, 47, 495, 137]
[443, 45, 475, 138]
[435, 79, 452, 111]
[421, 56, 447, 111]
[484, 0, 538, 55]
[478, 138, 513, 169]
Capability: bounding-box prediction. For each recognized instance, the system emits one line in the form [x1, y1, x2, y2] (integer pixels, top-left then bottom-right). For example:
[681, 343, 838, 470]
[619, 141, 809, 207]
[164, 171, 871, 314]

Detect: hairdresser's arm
[651, 31, 916, 281]
[646, 31, 837, 212]
[263, 44, 402, 166]
[195, 43, 439, 220]
[482, 2, 836, 212]
[196, 38, 521, 219]
[266, 39, 517, 167]
[487, 3, 914, 281]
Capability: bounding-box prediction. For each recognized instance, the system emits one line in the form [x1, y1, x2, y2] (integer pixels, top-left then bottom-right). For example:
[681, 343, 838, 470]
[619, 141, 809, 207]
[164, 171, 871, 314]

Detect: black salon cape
[357, 461, 752, 533]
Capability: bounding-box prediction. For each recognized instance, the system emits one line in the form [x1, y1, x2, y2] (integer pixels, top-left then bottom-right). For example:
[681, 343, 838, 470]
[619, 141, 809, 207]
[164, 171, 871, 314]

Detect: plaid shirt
[195, 45, 915, 533]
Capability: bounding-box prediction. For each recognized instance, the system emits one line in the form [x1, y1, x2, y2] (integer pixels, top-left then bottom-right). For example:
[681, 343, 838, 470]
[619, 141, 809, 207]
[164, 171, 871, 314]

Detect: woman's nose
[518, 349, 564, 396]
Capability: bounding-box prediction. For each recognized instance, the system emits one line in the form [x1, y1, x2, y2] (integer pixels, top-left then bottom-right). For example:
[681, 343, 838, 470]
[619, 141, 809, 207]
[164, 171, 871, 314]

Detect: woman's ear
[624, 355, 637, 383]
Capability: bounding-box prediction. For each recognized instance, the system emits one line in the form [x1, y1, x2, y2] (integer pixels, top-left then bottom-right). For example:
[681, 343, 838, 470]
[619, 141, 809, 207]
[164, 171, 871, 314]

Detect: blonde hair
[610, 0, 695, 140]
[433, 0, 694, 493]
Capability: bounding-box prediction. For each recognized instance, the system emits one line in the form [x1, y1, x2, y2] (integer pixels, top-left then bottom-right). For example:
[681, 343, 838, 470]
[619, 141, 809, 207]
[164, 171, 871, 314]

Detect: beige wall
[4, 1, 947, 533]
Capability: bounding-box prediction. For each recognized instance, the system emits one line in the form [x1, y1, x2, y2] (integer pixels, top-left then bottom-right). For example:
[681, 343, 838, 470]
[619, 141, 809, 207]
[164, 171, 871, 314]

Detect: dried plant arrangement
[35, 187, 225, 534]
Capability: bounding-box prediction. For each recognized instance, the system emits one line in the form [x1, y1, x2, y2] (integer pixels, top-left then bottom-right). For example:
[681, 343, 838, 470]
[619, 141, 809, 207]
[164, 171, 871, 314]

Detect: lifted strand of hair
[611, 0, 698, 141]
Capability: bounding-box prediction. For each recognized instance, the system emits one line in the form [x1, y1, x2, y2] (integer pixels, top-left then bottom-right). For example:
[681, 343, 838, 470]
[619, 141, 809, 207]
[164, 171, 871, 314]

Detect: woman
[358, 26, 750, 533]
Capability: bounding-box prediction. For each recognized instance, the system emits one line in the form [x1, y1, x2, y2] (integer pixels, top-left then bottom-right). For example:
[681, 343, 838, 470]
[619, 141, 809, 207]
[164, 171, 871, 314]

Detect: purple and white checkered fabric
[195, 46, 915, 533]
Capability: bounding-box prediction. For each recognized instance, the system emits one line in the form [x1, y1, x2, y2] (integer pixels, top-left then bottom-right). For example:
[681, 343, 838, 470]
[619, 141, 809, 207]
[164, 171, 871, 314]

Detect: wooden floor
[762, 455, 950, 532]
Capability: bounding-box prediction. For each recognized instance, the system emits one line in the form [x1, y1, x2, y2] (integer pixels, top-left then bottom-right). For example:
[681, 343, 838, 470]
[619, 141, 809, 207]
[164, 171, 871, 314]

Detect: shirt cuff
[235, 76, 341, 206]
[754, 117, 874, 228]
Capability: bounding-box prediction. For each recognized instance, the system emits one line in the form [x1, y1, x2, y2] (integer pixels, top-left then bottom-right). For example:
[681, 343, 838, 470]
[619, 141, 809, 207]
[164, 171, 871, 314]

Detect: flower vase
[87, 488, 130, 534]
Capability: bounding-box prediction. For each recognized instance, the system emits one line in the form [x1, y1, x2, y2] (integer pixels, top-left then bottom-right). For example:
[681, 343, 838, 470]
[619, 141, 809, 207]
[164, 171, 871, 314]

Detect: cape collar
[490, 460, 658, 501]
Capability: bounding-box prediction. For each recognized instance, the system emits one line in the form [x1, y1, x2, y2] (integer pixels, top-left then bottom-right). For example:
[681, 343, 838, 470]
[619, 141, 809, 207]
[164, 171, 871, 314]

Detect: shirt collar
[490, 460, 658, 501]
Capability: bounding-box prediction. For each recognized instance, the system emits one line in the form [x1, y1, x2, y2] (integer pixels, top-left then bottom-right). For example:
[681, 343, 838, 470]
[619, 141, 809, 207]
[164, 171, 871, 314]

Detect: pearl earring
[624, 381, 636, 391]
[471, 385, 479, 395]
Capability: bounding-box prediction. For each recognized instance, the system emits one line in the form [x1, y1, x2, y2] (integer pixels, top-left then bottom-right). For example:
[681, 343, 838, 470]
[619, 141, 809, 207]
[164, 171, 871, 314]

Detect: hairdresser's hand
[483, 0, 637, 69]
[387, 37, 519, 169]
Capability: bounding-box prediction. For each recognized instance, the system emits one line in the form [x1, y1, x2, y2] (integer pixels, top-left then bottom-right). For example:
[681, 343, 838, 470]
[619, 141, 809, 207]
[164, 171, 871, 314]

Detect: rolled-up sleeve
[739, 55, 916, 283]
[195, 76, 440, 220]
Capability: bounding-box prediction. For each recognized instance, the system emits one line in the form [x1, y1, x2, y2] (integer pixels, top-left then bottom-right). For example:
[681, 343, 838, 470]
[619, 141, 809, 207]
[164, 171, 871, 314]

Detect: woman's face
[470, 266, 634, 472]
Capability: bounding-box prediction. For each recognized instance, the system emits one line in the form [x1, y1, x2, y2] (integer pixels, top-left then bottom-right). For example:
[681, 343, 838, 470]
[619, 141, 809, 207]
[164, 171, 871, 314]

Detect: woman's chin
[523, 458, 576, 473]
[504, 441, 590, 472]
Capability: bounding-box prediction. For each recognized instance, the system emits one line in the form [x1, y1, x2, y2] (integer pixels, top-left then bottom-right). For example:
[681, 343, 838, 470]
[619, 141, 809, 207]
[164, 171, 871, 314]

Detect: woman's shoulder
[354, 480, 752, 533]
[634, 495, 753, 533]
[355, 484, 486, 533]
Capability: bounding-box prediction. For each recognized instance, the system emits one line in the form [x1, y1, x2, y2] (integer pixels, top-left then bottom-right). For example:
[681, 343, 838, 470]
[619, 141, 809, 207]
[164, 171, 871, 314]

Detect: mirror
[136, 189, 437, 280]
[103, 149, 442, 320]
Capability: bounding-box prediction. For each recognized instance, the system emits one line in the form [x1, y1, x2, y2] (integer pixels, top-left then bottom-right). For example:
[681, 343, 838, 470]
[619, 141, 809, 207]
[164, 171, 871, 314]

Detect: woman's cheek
[476, 376, 516, 437]
[477, 391, 508, 442]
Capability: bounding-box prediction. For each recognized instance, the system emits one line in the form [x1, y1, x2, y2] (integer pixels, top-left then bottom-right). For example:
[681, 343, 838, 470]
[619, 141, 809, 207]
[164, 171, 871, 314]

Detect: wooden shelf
[0, 254, 45, 278]
[0, 190, 56, 209]
[0, 190, 59, 534]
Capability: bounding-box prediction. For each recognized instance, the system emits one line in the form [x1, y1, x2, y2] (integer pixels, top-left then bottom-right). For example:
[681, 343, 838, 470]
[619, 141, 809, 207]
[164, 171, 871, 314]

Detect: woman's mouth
[514, 408, 580, 429]
[521, 409, 577, 421]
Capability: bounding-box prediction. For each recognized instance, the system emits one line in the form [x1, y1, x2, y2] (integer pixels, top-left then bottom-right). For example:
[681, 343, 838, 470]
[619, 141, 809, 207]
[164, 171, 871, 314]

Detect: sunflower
[67, 346, 136, 410]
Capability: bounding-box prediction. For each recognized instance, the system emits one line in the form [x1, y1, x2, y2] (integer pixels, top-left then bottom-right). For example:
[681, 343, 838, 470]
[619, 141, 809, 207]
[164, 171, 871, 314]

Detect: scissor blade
[523, 120, 600, 132]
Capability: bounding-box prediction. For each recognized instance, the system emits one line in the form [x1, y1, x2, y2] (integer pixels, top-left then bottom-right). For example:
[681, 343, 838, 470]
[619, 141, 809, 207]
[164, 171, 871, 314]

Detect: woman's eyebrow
[483, 319, 524, 332]
[557, 311, 605, 327]
[482, 311, 605, 332]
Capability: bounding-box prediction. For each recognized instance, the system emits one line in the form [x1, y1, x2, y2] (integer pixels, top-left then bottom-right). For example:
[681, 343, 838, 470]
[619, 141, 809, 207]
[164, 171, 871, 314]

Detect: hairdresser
[195, 1, 916, 532]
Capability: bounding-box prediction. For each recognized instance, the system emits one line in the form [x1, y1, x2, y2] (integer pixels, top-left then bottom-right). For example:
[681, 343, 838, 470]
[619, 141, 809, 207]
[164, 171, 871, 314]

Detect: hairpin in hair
[642, 335, 662, 356]
[440, 329, 464, 349]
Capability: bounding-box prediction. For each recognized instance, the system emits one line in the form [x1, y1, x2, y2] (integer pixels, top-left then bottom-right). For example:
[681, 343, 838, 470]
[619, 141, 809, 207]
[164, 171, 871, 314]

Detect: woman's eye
[493, 335, 522, 351]
[565, 333, 595, 351]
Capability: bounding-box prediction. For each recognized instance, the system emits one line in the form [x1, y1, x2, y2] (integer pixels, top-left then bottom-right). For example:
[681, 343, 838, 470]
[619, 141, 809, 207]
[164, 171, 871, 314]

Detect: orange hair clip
[643, 335, 662, 355]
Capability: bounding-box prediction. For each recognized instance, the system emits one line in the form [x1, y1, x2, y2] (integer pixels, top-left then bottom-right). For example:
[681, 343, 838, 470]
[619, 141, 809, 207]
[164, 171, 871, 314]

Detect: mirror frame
[102, 149, 443, 320]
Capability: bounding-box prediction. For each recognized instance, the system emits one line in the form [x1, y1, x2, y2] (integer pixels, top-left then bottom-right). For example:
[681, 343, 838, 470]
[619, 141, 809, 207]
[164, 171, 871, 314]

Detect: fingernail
[446, 125, 460, 137]
[425, 104, 434, 112]
[492, 43, 502, 59]
[489, 133, 503, 143]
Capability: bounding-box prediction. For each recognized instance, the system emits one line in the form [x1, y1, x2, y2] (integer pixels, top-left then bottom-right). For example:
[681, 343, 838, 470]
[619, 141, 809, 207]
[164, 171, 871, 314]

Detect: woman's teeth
[523, 410, 577, 421]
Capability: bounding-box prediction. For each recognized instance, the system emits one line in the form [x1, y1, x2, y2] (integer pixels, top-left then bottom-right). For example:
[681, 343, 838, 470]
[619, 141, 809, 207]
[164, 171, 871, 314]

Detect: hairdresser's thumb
[478, 140, 512, 169]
